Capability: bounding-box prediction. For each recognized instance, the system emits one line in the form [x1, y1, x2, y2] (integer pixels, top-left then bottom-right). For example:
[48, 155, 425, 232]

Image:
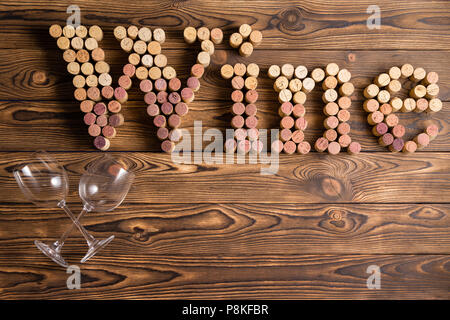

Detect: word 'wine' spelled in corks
[268, 63, 360, 155]
[364, 64, 441, 153]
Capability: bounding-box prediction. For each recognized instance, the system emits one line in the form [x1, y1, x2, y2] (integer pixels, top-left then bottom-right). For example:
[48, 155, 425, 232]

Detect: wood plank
[0, 203, 448, 255]
[1, 49, 449, 101]
[1, 152, 449, 203]
[0, 253, 448, 299]
[0, 0, 449, 50]
[0, 100, 448, 152]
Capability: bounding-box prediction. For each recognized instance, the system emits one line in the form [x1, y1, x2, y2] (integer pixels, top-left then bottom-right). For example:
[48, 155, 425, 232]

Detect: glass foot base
[81, 235, 114, 263]
[35, 240, 68, 268]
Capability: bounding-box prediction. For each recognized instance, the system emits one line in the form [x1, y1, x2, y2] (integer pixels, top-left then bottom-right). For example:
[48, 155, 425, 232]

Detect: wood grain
[0, 152, 449, 203]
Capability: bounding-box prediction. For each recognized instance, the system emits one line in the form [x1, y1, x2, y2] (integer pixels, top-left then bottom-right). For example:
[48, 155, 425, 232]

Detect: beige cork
[273, 76, 289, 92]
[337, 69, 351, 84]
[162, 66, 177, 80]
[197, 51, 211, 67]
[301, 77, 315, 93]
[147, 41, 161, 55]
[234, 63, 247, 76]
[184, 27, 197, 44]
[133, 40, 147, 55]
[268, 65, 281, 79]
[128, 53, 141, 65]
[49, 24, 62, 38]
[245, 77, 258, 90]
[311, 68, 325, 82]
[221, 64, 234, 79]
[293, 91, 307, 104]
[63, 49, 77, 63]
[400, 64, 414, 78]
[80, 62, 94, 75]
[375, 73, 390, 87]
[422, 71, 439, 85]
[322, 76, 337, 90]
[141, 54, 153, 67]
[289, 78, 302, 92]
[388, 66, 401, 80]
[281, 64, 295, 79]
[410, 67, 426, 82]
[138, 27, 152, 42]
[72, 75, 86, 88]
[84, 37, 98, 51]
[120, 37, 134, 52]
[322, 89, 338, 103]
[278, 89, 292, 103]
[402, 98, 416, 112]
[339, 82, 355, 96]
[377, 90, 390, 104]
[85, 74, 98, 87]
[210, 28, 223, 44]
[249, 30, 262, 47]
[246, 63, 260, 77]
[239, 42, 253, 57]
[89, 25, 103, 41]
[114, 26, 127, 41]
[63, 25, 76, 38]
[410, 85, 427, 99]
[390, 97, 403, 112]
[153, 28, 166, 44]
[387, 79, 402, 94]
[197, 27, 210, 41]
[296, 66, 309, 80]
[95, 61, 110, 74]
[229, 32, 243, 48]
[56, 36, 70, 50]
[239, 24, 252, 38]
[127, 25, 139, 39]
[427, 98, 443, 113]
[201, 40, 215, 55]
[426, 83, 439, 98]
[364, 84, 379, 99]
[70, 36, 84, 50]
[136, 66, 150, 80]
[154, 54, 168, 68]
[325, 63, 339, 76]
[148, 66, 161, 80]
[67, 61, 80, 75]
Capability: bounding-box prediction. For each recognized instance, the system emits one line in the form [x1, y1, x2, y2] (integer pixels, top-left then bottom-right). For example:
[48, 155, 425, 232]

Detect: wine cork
[377, 90, 390, 104]
[80, 62, 94, 75]
[85, 74, 98, 87]
[237, 140, 251, 154]
[120, 37, 134, 52]
[231, 115, 245, 128]
[114, 87, 128, 104]
[156, 127, 169, 140]
[372, 122, 388, 137]
[181, 87, 195, 103]
[231, 90, 243, 103]
[114, 26, 127, 40]
[292, 103, 306, 118]
[87, 87, 101, 101]
[337, 69, 351, 84]
[426, 124, 439, 140]
[310, 68, 325, 82]
[392, 124, 406, 138]
[325, 63, 339, 76]
[246, 90, 259, 104]
[363, 99, 379, 112]
[281, 64, 295, 79]
[229, 32, 243, 48]
[94, 61, 109, 74]
[197, 27, 210, 41]
[63, 49, 77, 63]
[324, 102, 339, 116]
[91, 47, 105, 62]
[184, 27, 197, 44]
[63, 25, 75, 38]
[231, 76, 244, 90]
[128, 53, 141, 65]
[153, 28, 165, 43]
[169, 129, 183, 144]
[384, 113, 399, 128]
[88, 124, 101, 137]
[291, 130, 305, 143]
[268, 65, 281, 79]
[133, 40, 147, 55]
[101, 86, 114, 99]
[274, 76, 289, 92]
[109, 113, 124, 127]
[379, 133, 394, 147]
[191, 64, 205, 78]
[347, 142, 361, 155]
[367, 111, 384, 126]
[375, 73, 390, 87]
[245, 115, 258, 129]
[234, 63, 246, 76]
[147, 41, 161, 55]
[108, 100, 122, 113]
[157, 91, 168, 104]
[239, 42, 253, 57]
[221, 64, 234, 79]
[96, 114, 108, 127]
[123, 63, 136, 78]
[93, 102, 107, 116]
[239, 24, 252, 38]
[168, 92, 181, 105]
[279, 102, 293, 117]
[225, 139, 237, 153]
[426, 83, 439, 98]
[197, 51, 210, 67]
[84, 37, 98, 51]
[410, 85, 427, 99]
[292, 66, 307, 81]
[427, 98, 442, 113]
[337, 122, 351, 135]
[138, 27, 152, 42]
[390, 97, 403, 112]
[295, 117, 308, 131]
[168, 114, 181, 128]
[364, 84, 380, 99]
[80, 99, 94, 113]
[162, 66, 177, 80]
[410, 67, 426, 82]
[322, 89, 338, 103]
[379, 103, 393, 115]
[401, 64, 414, 78]
[337, 109, 350, 122]
[278, 89, 292, 103]
[247, 128, 259, 141]
[234, 128, 247, 141]
[402, 98, 416, 112]
[168, 78, 181, 91]
[210, 27, 223, 44]
[72, 75, 86, 88]
[154, 114, 167, 128]
[154, 78, 167, 92]
[49, 24, 63, 38]
[56, 36, 70, 50]
[280, 116, 295, 129]
[245, 76, 258, 90]
[231, 102, 245, 115]
[388, 66, 401, 80]
[67, 61, 80, 75]
[297, 141, 311, 154]
[337, 96, 351, 109]
[161, 140, 176, 153]
[127, 25, 139, 39]
[146, 104, 159, 117]
[185, 76, 200, 92]
[339, 82, 354, 97]
[315, 137, 329, 152]
[70, 36, 84, 50]
[283, 141, 296, 154]
[83, 112, 96, 126]
[327, 141, 341, 155]
[175, 102, 189, 117]
[324, 129, 338, 142]
[74, 88, 87, 101]
[279, 128, 292, 142]
[322, 76, 338, 90]
[387, 79, 402, 93]
[245, 104, 257, 117]
[324, 116, 339, 129]
[414, 133, 430, 149]
[89, 25, 103, 41]
[422, 71, 439, 85]
[271, 140, 284, 153]
[249, 30, 262, 47]
[251, 140, 264, 154]
[402, 140, 417, 154]
[148, 66, 161, 80]
[293, 91, 307, 104]
[301, 78, 315, 93]
[118, 75, 132, 90]
[415, 98, 429, 113]
[389, 138, 404, 153]
[201, 39, 215, 55]
[288, 78, 302, 92]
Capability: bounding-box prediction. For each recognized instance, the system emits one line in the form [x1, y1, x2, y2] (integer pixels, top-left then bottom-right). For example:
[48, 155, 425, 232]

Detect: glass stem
[58, 201, 96, 247]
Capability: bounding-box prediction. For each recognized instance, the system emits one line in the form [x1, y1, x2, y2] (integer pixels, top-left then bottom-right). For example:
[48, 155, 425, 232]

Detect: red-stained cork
[281, 116, 295, 129]
[379, 103, 392, 115]
[87, 87, 101, 101]
[123, 64, 136, 78]
[108, 100, 121, 113]
[96, 114, 108, 127]
[237, 140, 251, 154]
[108, 113, 124, 127]
[102, 125, 116, 139]
[232, 102, 245, 115]
[168, 114, 181, 128]
[297, 141, 311, 154]
[161, 140, 175, 153]
[245, 104, 257, 117]
[337, 109, 350, 122]
[414, 133, 430, 149]
[363, 99, 379, 113]
[279, 102, 293, 117]
[224, 138, 237, 153]
[94, 102, 107, 115]
[324, 116, 339, 129]
[84, 113, 96, 128]
[231, 76, 245, 90]
[324, 102, 339, 116]
[231, 90, 244, 103]
[402, 140, 417, 153]
[101, 86, 114, 99]
[392, 124, 406, 138]
[114, 87, 128, 103]
[280, 128, 292, 142]
[283, 140, 296, 154]
[245, 115, 258, 129]
[146, 104, 159, 117]
[245, 90, 258, 104]
[271, 140, 284, 153]
[93, 136, 110, 151]
[187, 77, 201, 92]
[181, 87, 194, 103]
[235, 128, 247, 141]
[88, 124, 101, 137]
[295, 117, 308, 131]
[389, 138, 405, 153]
[425, 124, 439, 140]
[154, 78, 167, 92]
[74, 88, 87, 101]
[291, 130, 304, 143]
[231, 115, 245, 129]
[247, 128, 259, 141]
[161, 102, 174, 115]
[168, 78, 181, 92]
[157, 91, 168, 104]
[337, 96, 351, 109]
[292, 104, 306, 118]
[140, 79, 153, 93]
[327, 141, 341, 155]
[168, 92, 181, 105]
[372, 122, 388, 137]
[175, 102, 189, 117]
[379, 133, 394, 146]
[337, 122, 351, 135]
[251, 140, 264, 154]
[324, 129, 338, 142]
[347, 141, 361, 155]
[191, 64, 205, 78]
[315, 137, 329, 152]
[80, 100, 94, 113]
[384, 114, 399, 128]
[153, 114, 167, 128]
[156, 127, 169, 140]
[338, 134, 352, 148]
[144, 92, 157, 105]
[415, 98, 429, 113]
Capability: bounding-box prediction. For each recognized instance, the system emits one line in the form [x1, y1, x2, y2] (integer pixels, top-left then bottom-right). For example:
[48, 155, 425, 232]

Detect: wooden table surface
[0, 0, 449, 299]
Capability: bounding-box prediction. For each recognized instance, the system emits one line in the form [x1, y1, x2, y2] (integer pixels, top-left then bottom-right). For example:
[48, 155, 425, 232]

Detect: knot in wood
[280, 7, 305, 31]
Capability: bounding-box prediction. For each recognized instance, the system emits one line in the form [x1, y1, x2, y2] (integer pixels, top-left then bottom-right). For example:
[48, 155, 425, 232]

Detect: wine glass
[78, 154, 134, 263]
[13, 151, 75, 267]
